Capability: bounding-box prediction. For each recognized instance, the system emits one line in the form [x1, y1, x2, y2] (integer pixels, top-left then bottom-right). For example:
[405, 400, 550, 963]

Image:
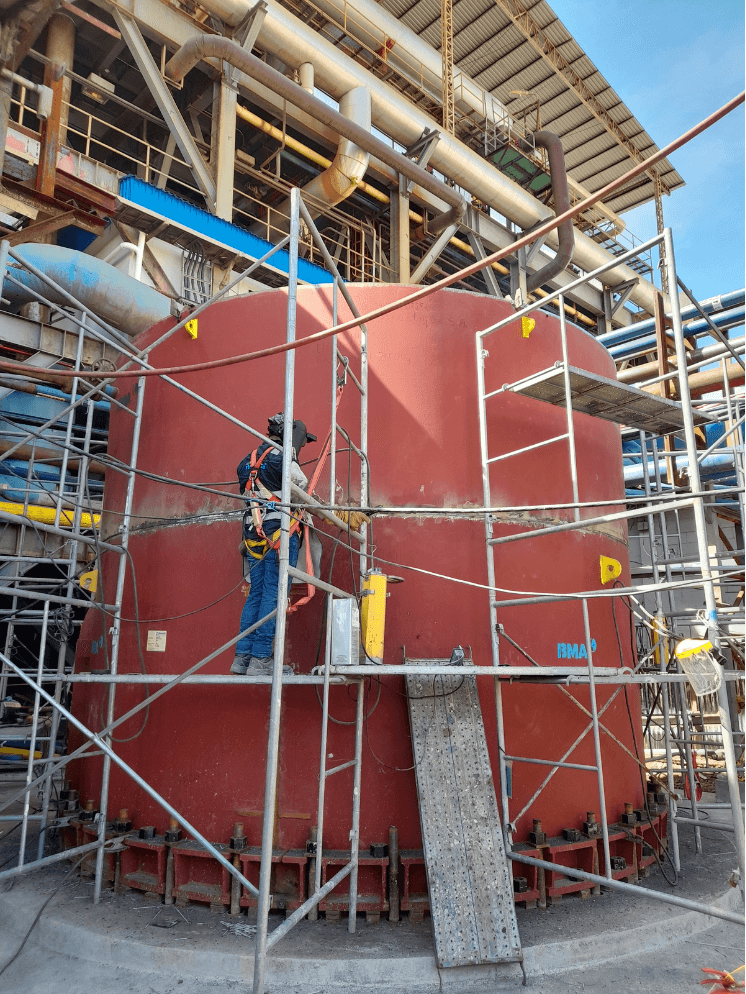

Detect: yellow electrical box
[360, 569, 387, 665]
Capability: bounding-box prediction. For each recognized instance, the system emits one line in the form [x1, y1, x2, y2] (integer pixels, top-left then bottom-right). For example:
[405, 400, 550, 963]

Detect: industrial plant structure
[0, 0, 742, 990]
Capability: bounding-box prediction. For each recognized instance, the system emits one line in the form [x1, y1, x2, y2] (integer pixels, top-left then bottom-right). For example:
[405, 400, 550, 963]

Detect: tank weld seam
[491, 510, 630, 544]
[127, 509, 242, 535]
[378, 510, 630, 543]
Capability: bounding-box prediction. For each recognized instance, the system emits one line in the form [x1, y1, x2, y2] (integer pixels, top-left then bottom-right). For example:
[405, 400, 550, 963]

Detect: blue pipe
[5, 244, 172, 337]
[623, 451, 736, 486]
[609, 306, 745, 359]
[598, 288, 744, 349]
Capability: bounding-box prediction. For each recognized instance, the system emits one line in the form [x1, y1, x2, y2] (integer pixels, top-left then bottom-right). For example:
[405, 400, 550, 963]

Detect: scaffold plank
[406, 662, 522, 968]
[508, 365, 712, 434]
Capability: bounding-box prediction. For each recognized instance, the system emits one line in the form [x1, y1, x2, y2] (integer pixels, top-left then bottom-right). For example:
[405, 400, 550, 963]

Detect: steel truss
[0, 206, 742, 994]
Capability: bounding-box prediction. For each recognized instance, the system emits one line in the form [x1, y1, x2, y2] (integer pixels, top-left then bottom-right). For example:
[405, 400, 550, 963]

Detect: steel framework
[0, 210, 742, 994]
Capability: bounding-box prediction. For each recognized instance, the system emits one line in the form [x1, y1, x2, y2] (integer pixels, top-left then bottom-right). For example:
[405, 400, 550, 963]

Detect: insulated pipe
[268, 86, 371, 232]
[5, 244, 172, 337]
[617, 336, 745, 384]
[306, 0, 625, 234]
[166, 35, 466, 233]
[45, 13, 75, 144]
[521, 132, 574, 294]
[641, 359, 744, 399]
[598, 289, 745, 348]
[299, 62, 314, 94]
[0, 438, 108, 476]
[624, 453, 736, 487]
[609, 306, 745, 360]
[200, 0, 630, 232]
[199, 0, 662, 313]
[0, 70, 53, 120]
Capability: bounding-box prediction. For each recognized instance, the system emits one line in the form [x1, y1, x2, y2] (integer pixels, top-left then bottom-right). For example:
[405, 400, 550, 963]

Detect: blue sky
[551, 0, 745, 303]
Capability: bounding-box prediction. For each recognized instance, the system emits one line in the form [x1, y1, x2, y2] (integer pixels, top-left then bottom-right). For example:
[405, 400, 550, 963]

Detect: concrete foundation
[0, 808, 742, 993]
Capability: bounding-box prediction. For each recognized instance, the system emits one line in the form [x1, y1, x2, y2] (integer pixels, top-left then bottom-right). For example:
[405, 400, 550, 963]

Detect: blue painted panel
[118, 176, 333, 285]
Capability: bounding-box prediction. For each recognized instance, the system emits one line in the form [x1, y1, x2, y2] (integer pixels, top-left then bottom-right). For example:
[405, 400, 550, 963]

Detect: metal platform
[505, 365, 712, 434]
[405, 661, 522, 969]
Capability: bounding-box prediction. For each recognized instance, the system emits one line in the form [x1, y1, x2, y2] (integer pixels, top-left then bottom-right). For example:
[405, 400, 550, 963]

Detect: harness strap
[247, 445, 302, 543]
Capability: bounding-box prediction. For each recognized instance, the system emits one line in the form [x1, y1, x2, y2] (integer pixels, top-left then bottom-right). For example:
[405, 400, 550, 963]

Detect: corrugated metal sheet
[379, 0, 685, 213]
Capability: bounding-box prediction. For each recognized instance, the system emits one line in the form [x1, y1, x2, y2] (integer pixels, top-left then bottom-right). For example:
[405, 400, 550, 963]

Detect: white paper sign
[146, 630, 167, 652]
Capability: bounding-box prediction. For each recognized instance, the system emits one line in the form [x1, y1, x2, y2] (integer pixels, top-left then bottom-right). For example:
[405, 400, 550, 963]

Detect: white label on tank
[146, 630, 167, 652]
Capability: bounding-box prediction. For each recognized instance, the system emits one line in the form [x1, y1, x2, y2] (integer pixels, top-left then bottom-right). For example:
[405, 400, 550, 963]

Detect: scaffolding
[0, 203, 743, 994]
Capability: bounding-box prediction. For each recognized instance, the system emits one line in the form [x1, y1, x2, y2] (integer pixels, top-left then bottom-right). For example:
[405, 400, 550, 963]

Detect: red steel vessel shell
[72, 285, 643, 852]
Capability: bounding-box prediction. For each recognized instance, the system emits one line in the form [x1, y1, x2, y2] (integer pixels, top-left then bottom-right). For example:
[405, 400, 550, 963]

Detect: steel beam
[466, 229, 503, 297]
[112, 11, 217, 208]
[211, 74, 237, 221]
[410, 223, 459, 284]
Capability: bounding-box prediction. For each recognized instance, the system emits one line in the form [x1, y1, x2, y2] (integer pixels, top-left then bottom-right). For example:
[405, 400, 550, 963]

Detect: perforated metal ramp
[507, 365, 713, 434]
[405, 661, 522, 969]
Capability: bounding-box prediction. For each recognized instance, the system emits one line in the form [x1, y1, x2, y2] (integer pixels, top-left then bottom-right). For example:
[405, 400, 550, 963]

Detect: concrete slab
[0, 810, 742, 994]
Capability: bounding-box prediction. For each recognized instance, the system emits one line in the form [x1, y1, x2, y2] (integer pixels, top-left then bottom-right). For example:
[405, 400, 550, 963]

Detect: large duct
[269, 85, 371, 233]
[166, 36, 466, 234]
[194, 0, 666, 315]
[4, 244, 172, 337]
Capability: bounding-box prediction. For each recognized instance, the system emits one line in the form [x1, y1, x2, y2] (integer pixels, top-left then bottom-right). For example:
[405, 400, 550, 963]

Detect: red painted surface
[71, 286, 643, 853]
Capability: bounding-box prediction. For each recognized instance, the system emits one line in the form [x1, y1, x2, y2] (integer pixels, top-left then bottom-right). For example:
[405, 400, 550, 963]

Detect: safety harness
[241, 376, 347, 611]
[242, 445, 303, 559]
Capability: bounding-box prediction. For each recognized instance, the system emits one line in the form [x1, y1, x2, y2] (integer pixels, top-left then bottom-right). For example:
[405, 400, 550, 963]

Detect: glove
[334, 509, 371, 531]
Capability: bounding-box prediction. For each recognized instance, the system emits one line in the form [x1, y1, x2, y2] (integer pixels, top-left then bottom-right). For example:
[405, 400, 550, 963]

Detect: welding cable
[498, 625, 660, 781]
[365, 672, 467, 773]
[90, 575, 247, 624]
[83, 479, 151, 744]
[0, 850, 98, 980]
[9, 403, 737, 516]
[0, 91, 742, 386]
[610, 583, 679, 885]
[300, 513, 746, 604]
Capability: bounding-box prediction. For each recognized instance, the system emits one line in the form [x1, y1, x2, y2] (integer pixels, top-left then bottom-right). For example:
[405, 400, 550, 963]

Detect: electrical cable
[611, 580, 678, 885]
[306, 519, 745, 603]
[0, 851, 90, 980]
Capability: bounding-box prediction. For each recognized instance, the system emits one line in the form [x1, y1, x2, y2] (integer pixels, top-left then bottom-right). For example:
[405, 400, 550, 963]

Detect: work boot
[249, 655, 293, 676]
[230, 654, 250, 675]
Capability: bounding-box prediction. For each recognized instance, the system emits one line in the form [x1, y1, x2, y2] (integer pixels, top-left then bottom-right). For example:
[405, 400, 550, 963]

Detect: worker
[231, 413, 317, 675]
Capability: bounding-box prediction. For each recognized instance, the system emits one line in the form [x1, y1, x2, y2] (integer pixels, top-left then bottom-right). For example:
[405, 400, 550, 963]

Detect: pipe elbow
[524, 130, 575, 294]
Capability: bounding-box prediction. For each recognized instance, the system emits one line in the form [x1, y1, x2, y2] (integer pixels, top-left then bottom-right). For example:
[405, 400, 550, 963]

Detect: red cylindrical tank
[71, 285, 642, 851]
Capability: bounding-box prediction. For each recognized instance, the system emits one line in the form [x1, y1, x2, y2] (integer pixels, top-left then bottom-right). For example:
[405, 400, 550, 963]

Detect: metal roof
[377, 0, 685, 215]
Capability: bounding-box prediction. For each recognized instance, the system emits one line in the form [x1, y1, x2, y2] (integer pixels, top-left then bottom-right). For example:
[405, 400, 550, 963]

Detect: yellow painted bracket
[521, 316, 535, 339]
[185, 318, 198, 340]
[600, 555, 622, 584]
[79, 569, 98, 594]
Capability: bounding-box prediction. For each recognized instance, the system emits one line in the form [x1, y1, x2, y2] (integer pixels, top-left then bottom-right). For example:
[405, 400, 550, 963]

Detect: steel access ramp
[405, 659, 522, 969]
